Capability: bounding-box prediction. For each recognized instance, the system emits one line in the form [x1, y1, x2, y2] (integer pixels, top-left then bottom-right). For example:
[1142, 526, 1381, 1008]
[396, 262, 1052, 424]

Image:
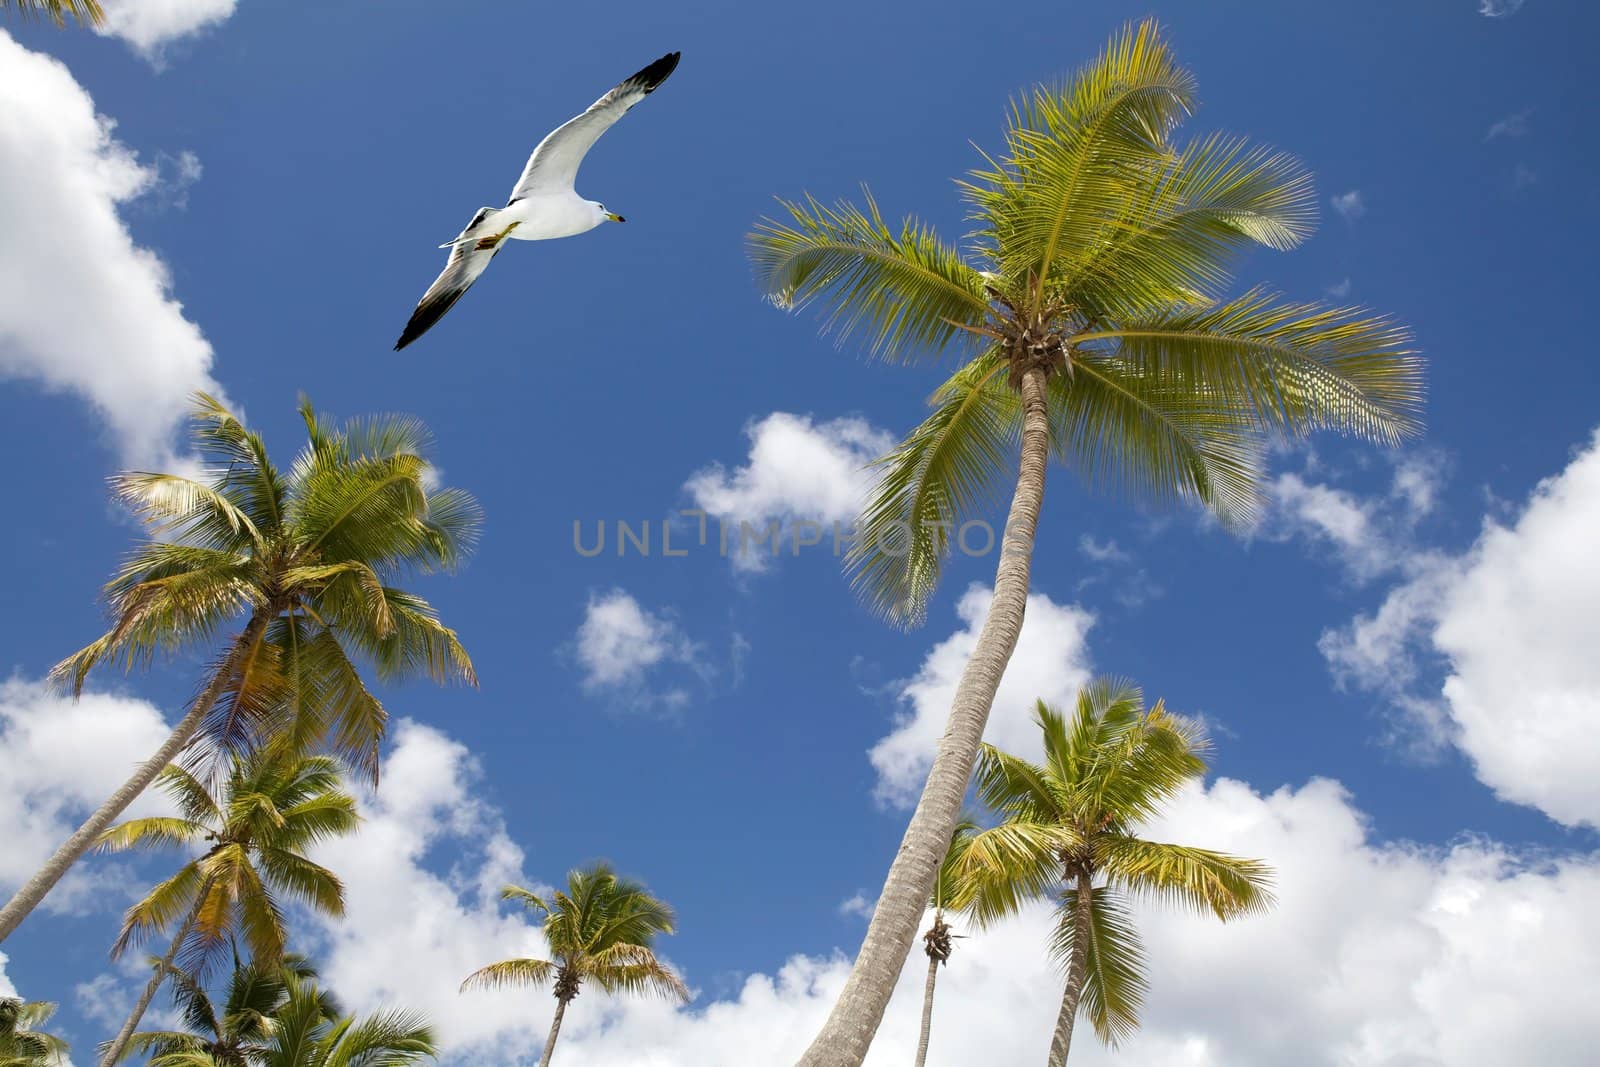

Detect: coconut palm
[958, 679, 1272, 1064]
[1, 0, 103, 28]
[461, 863, 689, 1066]
[94, 752, 360, 1066]
[748, 21, 1419, 1062]
[0, 393, 478, 944]
[0, 998, 68, 1067]
[260, 978, 434, 1067]
[913, 818, 976, 1067]
[116, 954, 329, 1066]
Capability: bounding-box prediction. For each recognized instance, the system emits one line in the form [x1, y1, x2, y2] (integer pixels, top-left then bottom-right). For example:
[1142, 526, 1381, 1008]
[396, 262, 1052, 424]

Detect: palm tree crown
[119, 955, 329, 1066]
[959, 678, 1273, 1060]
[0, 998, 68, 1067]
[462, 863, 688, 1066]
[752, 20, 1420, 626]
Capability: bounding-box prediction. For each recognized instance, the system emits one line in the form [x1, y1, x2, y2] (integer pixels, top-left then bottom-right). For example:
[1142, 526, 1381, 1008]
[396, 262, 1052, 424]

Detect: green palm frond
[110, 471, 261, 551]
[1053, 887, 1147, 1046]
[957, 822, 1075, 927]
[585, 944, 691, 1001]
[0, 997, 69, 1066]
[3, 0, 106, 28]
[1074, 289, 1423, 444]
[1098, 837, 1275, 919]
[459, 958, 556, 993]
[930, 816, 980, 913]
[749, 191, 990, 364]
[95, 817, 207, 854]
[974, 736, 1062, 820]
[847, 352, 1019, 626]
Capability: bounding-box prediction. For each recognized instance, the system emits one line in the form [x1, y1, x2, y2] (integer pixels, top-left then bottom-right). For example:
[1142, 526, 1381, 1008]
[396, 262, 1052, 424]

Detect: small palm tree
[958, 679, 1272, 1065]
[749, 21, 1419, 1063]
[1, 0, 104, 28]
[95, 753, 360, 1065]
[0, 997, 68, 1067]
[461, 863, 689, 1066]
[0, 393, 478, 944]
[913, 818, 976, 1067]
[118, 954, 329, 1066]
[259, 978, 434, 1067]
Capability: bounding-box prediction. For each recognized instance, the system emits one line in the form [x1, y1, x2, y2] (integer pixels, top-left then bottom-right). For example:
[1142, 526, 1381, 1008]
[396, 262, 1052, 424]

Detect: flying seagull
[394, 51, 681, 351]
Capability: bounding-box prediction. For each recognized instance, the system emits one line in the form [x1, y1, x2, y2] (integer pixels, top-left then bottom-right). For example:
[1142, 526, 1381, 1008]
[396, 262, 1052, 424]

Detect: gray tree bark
[912, 951, 940, 1067]
[796, 367, 1051, 1066]
[0, 611, 269, 944]
[539, 997, 570, 1067]
[99, 883, 210, 1066]
[1046, 871, 1095, 1067]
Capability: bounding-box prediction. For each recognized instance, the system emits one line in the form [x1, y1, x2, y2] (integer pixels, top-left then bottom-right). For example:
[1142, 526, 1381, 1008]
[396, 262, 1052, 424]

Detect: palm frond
[1053, 887, 1146, 1046]
[846, 352, 1019, 626]
[458, 958, 555, 993]
[956, 822, 1075, 927]
[1099, 836, 1275, 918]
[749, 191, 990, 364]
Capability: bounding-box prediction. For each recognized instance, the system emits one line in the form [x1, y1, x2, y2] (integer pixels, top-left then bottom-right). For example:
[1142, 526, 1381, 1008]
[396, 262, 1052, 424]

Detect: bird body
[394, 51, 680, 350]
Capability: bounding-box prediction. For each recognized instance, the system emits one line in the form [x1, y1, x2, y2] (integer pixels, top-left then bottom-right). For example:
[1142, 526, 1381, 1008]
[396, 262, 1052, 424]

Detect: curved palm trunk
[912, 950, 940, 1067]
[1047, 871, 1095, 1067]
[100, 884, 210, 1066]
[0, 611, 270, 944]
[798, 367, 1052, 1067]
[539, 997, 570, 1067]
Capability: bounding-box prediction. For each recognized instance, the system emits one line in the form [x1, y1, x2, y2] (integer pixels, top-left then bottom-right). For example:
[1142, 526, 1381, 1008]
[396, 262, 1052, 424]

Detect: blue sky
[3, 1, 1599, 1063]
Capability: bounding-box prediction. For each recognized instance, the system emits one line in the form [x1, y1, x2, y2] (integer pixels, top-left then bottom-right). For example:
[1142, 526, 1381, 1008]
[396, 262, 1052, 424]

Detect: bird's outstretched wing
[505, 51, 680, 205]
[394, 208, 502, 350]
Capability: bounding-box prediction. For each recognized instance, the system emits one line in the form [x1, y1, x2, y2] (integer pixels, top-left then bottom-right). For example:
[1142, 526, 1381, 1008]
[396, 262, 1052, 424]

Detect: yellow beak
[605, 212, 626, 223]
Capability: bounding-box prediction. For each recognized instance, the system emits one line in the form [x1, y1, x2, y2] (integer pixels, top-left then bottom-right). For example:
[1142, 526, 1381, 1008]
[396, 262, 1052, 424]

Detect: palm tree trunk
[1046, 871, 1095, 1067]
[99, 885, 209, 1066]
[538, 997, 569, 1067]
[798, 366, 1052, 1067]
[913, 950, 940, 1067]
[0, 611, 270, 944]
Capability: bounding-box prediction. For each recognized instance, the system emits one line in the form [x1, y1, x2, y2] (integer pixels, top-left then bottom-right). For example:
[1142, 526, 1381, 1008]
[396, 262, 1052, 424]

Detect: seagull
[394, 51, 681, 351]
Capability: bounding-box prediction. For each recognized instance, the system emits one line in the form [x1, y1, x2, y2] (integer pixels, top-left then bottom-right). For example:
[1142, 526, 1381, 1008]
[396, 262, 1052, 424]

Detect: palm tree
[461, 863, 689, 1066]
[748, 21, 1420, 1062]
[263, 979, 434, 1067]
[913, 819, 976, 1067]
[0, 998, 68, 1067]
[1, 0, 104, 28]
[0, 393, 478, 943]
[117, 954, 329, 1066]
[94, 752, 360, 1066]
[958, 679, 1272, 1065]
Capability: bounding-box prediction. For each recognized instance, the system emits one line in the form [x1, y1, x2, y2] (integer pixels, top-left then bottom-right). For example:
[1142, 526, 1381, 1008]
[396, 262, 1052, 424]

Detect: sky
[2, 0, 1598, 1063]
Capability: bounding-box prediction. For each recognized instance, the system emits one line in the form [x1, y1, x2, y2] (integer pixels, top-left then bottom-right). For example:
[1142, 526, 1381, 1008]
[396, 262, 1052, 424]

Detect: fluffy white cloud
[870, 584, 1095, 808]
[97, 0, 237, 56]
[1331, 190, 1366, 221]
[1478, 0, 1527, 17]
[0, 678, 173, 914]
[684, 413, 893, 572]
[305, 720, 551, 1059]
[1323, 429, 1600, 828]
[0, 33, 224, 466]
[309, 723, 1600, 1066]
[574, 589, 703, 710]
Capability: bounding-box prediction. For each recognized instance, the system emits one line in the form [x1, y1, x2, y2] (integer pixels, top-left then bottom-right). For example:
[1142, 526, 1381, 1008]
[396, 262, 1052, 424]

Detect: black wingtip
[630, 51, 681, 94]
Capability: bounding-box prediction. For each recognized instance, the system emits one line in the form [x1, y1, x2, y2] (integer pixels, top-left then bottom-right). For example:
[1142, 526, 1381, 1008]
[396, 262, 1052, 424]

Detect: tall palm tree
[958, 679, 1272, 1065]
[461, 863, 689, 1066]
[748, 21, 1420, 1063]
[913, 819, 976, 1067]
[261, 981, 434, 1067]
[1, 0, 103, 28]
[94, 752, 360, 1066]
[0, 393, 478, 943]
[0, 998, 68, 1067]
[116, 954, 330, 1066]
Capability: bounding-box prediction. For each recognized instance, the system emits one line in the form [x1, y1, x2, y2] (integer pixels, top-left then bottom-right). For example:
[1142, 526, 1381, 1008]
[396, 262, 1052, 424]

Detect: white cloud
[1478, 0, 1526, 17]
[1323, 429, 1600, 828]
[684, 413, 894, 572]
[869, 584, 1095, 808]
[0, 678, 173, 914]
[97, 0, 237, 57]
[306, 720, 551, 1060]
[307, 727, 1600, 1066]
[0, 33, 225, 467]
[573, 589, 703, 710]
[1077, 535, 1129, 563]
[1331, 190, 1365, 221]
[1485, 110, 1532, 141]
[1325, 277, 1352, 300]
[837, 892, 875, 920]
